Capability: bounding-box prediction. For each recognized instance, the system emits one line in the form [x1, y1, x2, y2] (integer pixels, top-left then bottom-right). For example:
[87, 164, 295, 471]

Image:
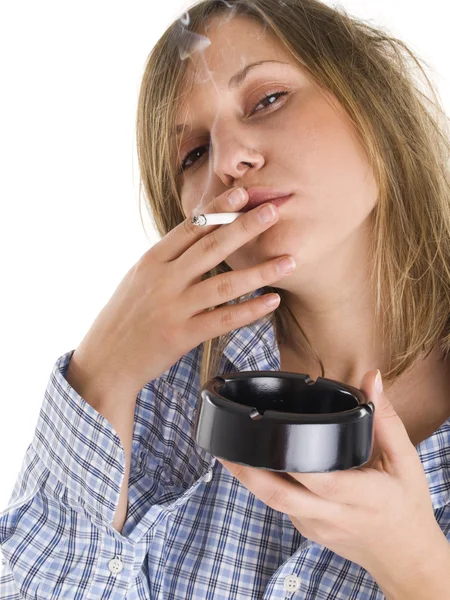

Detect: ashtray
[193, 371, 375, 472]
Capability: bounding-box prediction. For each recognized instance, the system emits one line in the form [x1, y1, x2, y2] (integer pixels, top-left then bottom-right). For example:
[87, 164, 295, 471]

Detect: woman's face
[173, 14, 378, 287]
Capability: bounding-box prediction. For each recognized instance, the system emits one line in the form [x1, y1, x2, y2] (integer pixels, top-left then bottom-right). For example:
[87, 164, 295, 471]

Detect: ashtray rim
[194, 370, 376, 471]
[202, 370, 374, 424]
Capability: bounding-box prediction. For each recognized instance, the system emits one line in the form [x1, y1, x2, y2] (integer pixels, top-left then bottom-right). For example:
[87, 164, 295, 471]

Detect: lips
[240, 187, 293, 212]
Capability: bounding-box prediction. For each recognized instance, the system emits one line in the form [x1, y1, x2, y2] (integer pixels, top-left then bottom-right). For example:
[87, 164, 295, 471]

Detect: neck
[273, 214, 450, 445]
[278, 283, 386, 390]
[278, 335, 450, 447]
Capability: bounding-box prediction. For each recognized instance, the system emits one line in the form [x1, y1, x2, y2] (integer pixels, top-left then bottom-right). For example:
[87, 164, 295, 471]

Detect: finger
[156, 188, 249, 262]
[184, 247, 294, 315]
[288, 467, 385, 506]
[178, 200, 280, 280]
[217, 459, 344, 519]
[360, 370, 418, 474]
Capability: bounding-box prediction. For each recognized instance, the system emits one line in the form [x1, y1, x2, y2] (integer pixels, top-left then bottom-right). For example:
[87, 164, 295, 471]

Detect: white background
[1, 0, 449, 510]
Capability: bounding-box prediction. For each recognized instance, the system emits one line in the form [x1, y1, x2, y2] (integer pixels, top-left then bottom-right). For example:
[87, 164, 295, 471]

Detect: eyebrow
[172, 59, 289, 136]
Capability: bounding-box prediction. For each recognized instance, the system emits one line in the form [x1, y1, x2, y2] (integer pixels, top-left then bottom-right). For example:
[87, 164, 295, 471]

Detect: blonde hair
[136, 0, 450, 389]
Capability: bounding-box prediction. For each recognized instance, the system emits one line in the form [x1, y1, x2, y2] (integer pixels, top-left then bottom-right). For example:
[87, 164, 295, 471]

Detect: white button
[0, 547, 6, 565]
[108, 556, 124, 575]
[204, 470, 213, 482]
[283, 574, 301, 592]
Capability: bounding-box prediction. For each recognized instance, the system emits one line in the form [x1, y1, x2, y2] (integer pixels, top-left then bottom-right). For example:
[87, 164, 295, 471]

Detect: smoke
[177, 12, 211, 61]
[174, 3, 252, 215]
[176, 10, 224, 214]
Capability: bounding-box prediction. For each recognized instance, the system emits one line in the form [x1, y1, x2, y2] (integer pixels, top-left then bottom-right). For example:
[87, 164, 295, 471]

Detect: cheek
[180, 187, 197, 219]
[288, 105, 378, 226]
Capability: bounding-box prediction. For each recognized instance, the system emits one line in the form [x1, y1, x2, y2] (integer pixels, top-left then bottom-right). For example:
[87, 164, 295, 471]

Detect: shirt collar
[416, 420, 450, 510]
[221, 288, 281, 373]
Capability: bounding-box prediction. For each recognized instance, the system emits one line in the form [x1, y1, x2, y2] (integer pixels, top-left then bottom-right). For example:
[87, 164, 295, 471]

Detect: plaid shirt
[1, 289, 450, 599]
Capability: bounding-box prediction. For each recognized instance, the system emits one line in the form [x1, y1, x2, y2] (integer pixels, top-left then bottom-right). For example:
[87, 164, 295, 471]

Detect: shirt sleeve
[0, 348, 215, 599]
[0, 349, 139, 599]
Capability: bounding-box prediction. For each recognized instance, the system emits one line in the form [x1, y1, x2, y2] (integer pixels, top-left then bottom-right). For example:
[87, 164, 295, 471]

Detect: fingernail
[375, 369, 383, 395]
[228, 188, 246, 207]
[259, 204, 276, 223]
[276, 256, 296, 274]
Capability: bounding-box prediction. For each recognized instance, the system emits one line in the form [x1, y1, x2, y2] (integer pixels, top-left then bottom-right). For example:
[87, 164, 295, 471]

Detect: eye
[249, 90, 289, 116]
[178, 90, 289, 175]
[178, 145, 210, 174]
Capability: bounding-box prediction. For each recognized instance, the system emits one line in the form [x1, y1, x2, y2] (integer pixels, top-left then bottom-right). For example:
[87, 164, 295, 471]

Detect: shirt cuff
[31, 350, 127, 527]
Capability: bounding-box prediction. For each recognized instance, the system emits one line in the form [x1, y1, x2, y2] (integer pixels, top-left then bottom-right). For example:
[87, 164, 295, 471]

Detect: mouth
[240, 192, 293, 213]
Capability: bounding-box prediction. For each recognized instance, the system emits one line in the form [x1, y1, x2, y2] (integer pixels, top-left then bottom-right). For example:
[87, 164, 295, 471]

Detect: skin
[174, 14, 450, 445]
[171, 14, 450, 589]
[216, 374, 450, 594]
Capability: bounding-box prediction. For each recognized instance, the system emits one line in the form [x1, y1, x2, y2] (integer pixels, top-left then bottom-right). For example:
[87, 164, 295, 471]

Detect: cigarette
[191, 212, 244, 226]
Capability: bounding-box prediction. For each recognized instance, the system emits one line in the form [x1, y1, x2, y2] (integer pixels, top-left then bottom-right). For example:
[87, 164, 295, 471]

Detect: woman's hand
[216, 370, 448, 582]
[68, 189, 297, 398]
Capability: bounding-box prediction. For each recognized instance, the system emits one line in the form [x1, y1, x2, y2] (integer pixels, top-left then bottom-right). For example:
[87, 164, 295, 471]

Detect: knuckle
[200, 231, 220, 254]
[211, 195, 222, 213]
[220, 307, 235, 328]
[216, 275, 235, 301]
[239, 214, 253, 235]
[379, 405, 398, 420]
[262, 261, 277, 281]
[183, 217, 197, 237]
[250, 262, 274, 286]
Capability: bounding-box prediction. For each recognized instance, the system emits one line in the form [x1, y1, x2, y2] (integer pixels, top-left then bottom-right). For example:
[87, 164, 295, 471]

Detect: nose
[211, 120, 265, 187]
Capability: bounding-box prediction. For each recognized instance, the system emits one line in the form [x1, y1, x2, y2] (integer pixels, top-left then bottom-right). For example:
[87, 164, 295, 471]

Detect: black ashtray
[193, 371, 375, 472]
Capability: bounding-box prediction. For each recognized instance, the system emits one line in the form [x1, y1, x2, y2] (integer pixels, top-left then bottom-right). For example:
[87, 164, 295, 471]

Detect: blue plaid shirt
[1, 289, 450, 599]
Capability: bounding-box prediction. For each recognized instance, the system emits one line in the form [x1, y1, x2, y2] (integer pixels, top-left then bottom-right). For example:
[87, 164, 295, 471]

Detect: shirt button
[283, 574, 301, 592]
[204, 469, 213, 482]
[108, 556, 124, 575]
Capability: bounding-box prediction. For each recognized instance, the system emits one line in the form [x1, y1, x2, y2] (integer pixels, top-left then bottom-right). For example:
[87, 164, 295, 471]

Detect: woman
[1, 0, 450, 598]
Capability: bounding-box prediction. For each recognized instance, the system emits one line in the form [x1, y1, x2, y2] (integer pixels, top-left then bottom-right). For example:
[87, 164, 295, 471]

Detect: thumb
[359, 369, 413, 471]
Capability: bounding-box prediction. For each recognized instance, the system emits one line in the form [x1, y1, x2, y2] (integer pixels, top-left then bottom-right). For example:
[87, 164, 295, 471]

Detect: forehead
[177, 14, 295, 105]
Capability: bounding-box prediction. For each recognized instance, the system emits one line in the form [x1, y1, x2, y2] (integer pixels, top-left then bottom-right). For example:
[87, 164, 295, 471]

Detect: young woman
[2, 0, 450, 598]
